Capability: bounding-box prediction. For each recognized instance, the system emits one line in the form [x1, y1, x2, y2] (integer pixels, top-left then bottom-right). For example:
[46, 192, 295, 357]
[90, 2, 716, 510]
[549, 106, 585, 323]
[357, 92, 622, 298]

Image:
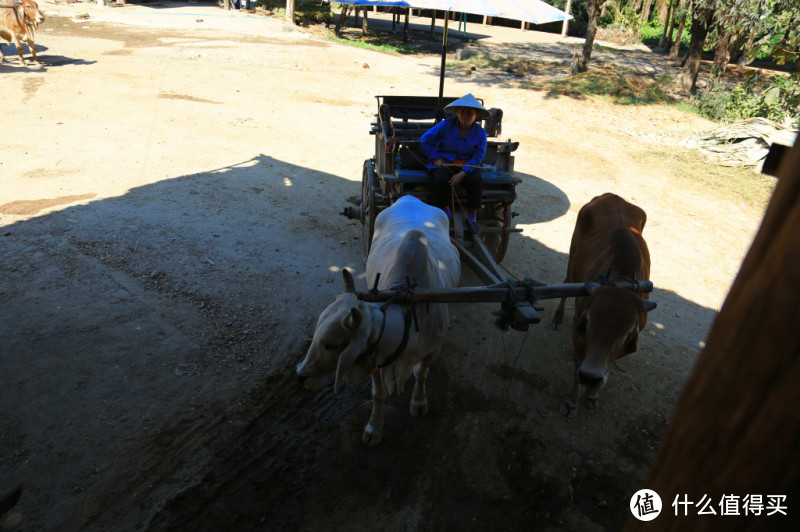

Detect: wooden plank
[452, 238, 500, 285]
[469, 226, 506, 282]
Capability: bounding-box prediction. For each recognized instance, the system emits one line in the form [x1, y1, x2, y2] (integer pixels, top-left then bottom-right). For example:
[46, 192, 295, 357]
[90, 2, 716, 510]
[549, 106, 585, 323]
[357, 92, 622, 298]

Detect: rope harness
[597, 268, 640, 291]
[494, 276, 540, 331]
[367, 274, 419, 369]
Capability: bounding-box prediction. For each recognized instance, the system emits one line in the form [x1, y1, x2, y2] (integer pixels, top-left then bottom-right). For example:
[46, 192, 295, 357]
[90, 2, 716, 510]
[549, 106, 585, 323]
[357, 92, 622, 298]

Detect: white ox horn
[342, 268, 356, 293]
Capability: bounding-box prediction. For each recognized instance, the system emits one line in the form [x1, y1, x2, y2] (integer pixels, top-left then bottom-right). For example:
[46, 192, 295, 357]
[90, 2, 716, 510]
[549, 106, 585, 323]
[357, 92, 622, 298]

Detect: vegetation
[536, 64, 676, 104]
[451, 56, 675, 105]
[693, 72, 800, 127]
[635, 150, 776, 207]
[259, 0, 332, 26]
[325, 34, 415, 54]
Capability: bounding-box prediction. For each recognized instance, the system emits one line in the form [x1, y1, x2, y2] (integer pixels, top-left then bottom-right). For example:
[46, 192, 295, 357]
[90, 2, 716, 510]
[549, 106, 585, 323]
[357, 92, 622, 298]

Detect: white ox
[296, 196, 460, 446]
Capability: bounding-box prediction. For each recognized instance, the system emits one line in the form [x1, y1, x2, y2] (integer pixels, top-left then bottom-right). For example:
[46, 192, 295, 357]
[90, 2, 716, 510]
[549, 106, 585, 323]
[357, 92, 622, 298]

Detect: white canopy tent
[335, 0, 572, 104]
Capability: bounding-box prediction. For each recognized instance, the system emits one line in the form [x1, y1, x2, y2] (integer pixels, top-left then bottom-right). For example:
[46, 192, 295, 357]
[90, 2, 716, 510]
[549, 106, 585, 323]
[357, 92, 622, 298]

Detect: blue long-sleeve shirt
[420, 116, 487, 175]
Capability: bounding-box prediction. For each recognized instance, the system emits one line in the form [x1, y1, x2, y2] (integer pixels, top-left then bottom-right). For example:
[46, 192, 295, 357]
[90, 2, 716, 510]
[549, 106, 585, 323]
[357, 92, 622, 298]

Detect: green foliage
[325, 34, 415, 55]
[752, 0, 800, 66]
[693, 73, 800, 128]
[550, 0, 591, 36]
[258, 0, 333, 26]
[639, 22, 692, 50]
[603, 1, 642, 31]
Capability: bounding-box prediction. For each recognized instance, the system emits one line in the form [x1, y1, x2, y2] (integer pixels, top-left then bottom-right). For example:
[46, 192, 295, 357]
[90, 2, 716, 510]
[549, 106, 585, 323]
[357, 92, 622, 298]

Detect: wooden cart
[342, 95, 651, 330]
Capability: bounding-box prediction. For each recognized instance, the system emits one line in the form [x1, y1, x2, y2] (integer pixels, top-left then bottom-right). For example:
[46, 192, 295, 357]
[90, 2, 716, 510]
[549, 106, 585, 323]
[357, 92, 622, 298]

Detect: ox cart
[341, 95, 652, 330]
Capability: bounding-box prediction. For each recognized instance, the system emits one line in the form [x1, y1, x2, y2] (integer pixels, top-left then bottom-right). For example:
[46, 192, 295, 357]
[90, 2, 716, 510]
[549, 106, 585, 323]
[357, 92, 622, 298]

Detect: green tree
[676, 2, 714, 92]
[574, 0, 603, 73]
[755, 0, 800, 70]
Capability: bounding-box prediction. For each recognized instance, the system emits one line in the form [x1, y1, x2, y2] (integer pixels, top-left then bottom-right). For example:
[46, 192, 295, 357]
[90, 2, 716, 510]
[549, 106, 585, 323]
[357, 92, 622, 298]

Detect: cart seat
[394, 168, 515, 186]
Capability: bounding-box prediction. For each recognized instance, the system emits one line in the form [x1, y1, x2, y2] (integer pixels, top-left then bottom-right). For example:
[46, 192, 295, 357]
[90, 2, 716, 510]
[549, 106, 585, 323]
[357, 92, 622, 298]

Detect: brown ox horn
[639, 300, 657, 313]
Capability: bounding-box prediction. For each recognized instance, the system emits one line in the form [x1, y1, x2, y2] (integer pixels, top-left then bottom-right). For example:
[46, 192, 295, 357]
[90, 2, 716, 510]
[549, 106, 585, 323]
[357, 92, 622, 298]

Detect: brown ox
[553, 193, 656, 416]
[0, 0, 44, 65]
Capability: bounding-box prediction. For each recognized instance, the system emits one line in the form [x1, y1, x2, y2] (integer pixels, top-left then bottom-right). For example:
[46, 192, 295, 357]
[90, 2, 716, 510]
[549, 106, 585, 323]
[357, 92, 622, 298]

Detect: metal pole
[438, 13, 449, 110]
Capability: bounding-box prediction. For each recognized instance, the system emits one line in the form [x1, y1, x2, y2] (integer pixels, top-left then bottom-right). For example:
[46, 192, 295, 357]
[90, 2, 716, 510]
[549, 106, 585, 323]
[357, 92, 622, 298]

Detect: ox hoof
[410, 400, 428, 417]
[362, 424, 383, 447]
[560, 400, 578, 419]
[583, 396, 599, 411]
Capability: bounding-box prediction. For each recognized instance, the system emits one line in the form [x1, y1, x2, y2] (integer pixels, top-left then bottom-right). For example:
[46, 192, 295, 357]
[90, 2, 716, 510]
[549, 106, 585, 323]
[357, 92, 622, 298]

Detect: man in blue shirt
[420, 94, 489, 231]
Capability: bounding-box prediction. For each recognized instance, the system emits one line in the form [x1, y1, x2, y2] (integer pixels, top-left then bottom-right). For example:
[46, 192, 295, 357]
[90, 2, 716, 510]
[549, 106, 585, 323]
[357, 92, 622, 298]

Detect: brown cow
[553, 193, 657, 416]
[0, 0, 44, 66]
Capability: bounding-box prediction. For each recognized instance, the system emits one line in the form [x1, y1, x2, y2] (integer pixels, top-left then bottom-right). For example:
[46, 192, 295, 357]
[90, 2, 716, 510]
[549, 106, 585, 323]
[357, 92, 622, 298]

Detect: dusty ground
[0, 2, 774, 530]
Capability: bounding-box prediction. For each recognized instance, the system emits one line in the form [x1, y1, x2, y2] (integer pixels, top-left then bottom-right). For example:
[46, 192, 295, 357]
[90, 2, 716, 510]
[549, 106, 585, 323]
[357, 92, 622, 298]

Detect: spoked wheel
[480, 203, 511, 263]
[361, 159, 377, 262]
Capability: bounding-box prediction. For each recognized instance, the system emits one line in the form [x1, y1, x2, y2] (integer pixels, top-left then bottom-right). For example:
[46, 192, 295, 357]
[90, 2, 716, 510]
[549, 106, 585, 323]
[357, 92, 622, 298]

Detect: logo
[631, 489, 662, 521]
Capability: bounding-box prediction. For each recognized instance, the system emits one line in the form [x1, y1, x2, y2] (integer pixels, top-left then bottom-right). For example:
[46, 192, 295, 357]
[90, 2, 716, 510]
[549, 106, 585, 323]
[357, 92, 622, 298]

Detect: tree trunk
[676, 8, 713, 92]
[335, 5, 348, 35]
[669, 12, 687, 60]
[362, 8, 368, 35]
[403, 8, 409, 43]
[658, 0, 674, 50]
[737, 28, 756, 68]
[657, 0, 669, 25]
[665, 5, 678, 50]
[285, 0, 295, 25]
[641, 0, 653, 25]
[575, 0, 601, 73]
[712, 29, 735, 80]
[430, 13, 436, 39]
[727, 31, 746, 65]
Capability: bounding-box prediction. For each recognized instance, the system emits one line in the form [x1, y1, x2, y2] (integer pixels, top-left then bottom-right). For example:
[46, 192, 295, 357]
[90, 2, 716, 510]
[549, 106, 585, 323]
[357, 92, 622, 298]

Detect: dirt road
[1, 2, 769, 530]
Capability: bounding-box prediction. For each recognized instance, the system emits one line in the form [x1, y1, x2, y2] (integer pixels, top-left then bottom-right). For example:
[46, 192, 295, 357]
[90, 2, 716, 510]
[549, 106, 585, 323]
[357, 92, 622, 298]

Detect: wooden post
[403, 8, 409, 43]
[335, 5, 348, 35]
[561, 0, 572, 37]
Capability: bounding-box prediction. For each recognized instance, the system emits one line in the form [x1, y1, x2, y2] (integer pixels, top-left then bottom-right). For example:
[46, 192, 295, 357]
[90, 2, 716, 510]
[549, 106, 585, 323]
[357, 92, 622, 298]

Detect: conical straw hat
[444, 93, 491, 120]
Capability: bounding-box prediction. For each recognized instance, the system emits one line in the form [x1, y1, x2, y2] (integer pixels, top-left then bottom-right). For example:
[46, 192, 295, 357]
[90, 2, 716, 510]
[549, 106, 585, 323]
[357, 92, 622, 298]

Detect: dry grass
[635, 149, 777, 209]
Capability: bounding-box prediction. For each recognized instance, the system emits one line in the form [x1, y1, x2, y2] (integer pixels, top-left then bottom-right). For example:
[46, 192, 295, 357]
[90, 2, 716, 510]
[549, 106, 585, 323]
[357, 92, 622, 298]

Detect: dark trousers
[431, 167, 483, 211]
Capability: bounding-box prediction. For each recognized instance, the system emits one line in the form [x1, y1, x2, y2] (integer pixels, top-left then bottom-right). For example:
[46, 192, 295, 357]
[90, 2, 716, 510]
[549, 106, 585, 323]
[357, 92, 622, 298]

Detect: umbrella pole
[438, 13, 449, 110]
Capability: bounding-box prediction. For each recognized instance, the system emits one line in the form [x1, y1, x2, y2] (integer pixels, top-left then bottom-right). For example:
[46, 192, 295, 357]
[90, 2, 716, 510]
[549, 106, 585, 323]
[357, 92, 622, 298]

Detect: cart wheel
[361, 159, 377, 262]
[481, 204, 510, 263]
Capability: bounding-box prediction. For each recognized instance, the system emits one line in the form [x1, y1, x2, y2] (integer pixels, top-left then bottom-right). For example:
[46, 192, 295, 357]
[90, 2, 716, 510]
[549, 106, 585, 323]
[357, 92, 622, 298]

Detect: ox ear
[575, 310, 588, 336]
[341, 307, 362, 330]
[342, 269, 356, 293]
[623, 327, 639, 357]
[334, 311, 368, 394]
[639, 300, 657, 313]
